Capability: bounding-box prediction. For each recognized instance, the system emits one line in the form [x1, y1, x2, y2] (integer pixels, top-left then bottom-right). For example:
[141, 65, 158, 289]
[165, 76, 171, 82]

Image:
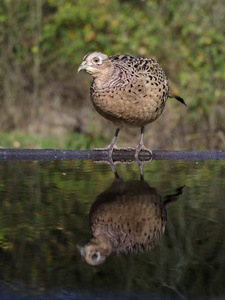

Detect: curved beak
[77, 61, 86, 73]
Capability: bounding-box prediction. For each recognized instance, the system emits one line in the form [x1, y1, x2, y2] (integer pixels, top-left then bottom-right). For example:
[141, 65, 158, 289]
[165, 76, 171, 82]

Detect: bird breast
[90, 71, 168, 128]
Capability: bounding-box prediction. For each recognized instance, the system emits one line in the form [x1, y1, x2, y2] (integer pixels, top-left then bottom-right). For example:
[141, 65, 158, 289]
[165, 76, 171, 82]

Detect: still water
[0, 158, 225, 299]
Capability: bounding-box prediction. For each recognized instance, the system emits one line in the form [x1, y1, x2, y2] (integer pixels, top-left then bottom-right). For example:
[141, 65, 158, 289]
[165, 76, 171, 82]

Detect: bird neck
[93, 63, 120, 89]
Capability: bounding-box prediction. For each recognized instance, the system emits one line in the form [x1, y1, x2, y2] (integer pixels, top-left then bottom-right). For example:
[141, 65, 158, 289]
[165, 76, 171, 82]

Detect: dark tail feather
[169, 91, 187, 106]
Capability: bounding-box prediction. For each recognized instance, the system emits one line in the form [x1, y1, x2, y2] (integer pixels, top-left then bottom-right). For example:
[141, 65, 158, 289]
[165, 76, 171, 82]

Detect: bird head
[77, 52, 110, 77]
[77, 235, 112, 266]
[77, 244, 106, 266]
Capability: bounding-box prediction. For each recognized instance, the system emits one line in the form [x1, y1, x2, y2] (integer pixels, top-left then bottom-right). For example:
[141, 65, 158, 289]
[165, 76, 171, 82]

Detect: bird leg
[134, 127, 152, 180]
[94, 128, 121, 159]
[135, 127, 152, 160]
[95, 128, 135, 158]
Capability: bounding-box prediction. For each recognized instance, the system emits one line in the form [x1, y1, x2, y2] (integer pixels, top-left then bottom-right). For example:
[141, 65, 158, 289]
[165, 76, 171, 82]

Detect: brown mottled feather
[90, 179, 167, 254]
[90, 54, 169, 128]
[78, 179, 166, 265]
[78, 52, 185, 155]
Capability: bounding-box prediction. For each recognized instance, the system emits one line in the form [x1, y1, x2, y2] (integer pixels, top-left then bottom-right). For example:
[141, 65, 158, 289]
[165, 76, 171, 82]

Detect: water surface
[0, 159, 224, 299]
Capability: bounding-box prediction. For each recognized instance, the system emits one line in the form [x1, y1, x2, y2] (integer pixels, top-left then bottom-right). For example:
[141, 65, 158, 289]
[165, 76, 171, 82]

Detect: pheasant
[77, 176, 184, 266]
[78, 178, 167, 266]
[78, 52, 186, 159]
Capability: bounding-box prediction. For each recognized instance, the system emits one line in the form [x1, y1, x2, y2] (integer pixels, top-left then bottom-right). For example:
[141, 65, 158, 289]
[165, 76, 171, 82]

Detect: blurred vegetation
[0, 0, 224, 150]
[0, 160, 225, 298]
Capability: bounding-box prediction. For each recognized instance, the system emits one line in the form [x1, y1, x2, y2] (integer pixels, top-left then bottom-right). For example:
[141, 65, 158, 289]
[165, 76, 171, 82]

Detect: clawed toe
[94, 144, 119, 159]
[134, 145, 152, 161]
[94, 145, 111, 151]
[94, 145, 135, 160]
[94, 144, 152, 162]
[94, 143, 152, 181]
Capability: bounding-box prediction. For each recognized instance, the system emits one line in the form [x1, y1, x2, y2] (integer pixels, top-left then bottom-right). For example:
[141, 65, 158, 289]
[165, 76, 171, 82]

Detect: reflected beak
[76, 244, 85, 255]
[77, 61, 87, 73]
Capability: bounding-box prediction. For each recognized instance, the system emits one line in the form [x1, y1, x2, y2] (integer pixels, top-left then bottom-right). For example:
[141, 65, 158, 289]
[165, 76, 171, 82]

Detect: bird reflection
[78, 171, 183, 266]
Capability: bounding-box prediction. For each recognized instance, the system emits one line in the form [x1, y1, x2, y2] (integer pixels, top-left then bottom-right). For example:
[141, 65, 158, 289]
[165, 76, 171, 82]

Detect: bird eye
[93, 57, 100, 64]
[91, 55, 105, 66]
[91, 251, 101, 261]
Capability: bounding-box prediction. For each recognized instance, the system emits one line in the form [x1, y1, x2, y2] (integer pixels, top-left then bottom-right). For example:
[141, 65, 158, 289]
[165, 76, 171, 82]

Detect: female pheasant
[78, 178, 167, 266]
[78, 52, 185, 159]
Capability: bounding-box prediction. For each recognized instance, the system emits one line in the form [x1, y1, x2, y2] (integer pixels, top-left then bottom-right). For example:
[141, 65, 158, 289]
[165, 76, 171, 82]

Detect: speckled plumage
[78, 52, 185, 158]
[78, 179, 167, 266]
[91, 54, 169, 128]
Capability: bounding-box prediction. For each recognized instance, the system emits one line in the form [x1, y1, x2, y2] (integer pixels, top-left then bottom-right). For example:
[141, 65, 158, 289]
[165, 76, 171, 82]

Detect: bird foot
[94, 144, 152, 180]
[94, 144, 122, 166]
[94, 145, 136, 176]
[94, 145, 135, 160]
[94, 145, 113, 152]
[94, 145, 134, 151]
[134, 144, 152, 161]
[134, 145, 152, 180]
[94, 144, 115, 159]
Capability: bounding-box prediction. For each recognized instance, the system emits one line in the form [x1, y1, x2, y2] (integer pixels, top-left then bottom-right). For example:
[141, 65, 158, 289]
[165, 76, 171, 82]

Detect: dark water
[0, 159, 225, 299]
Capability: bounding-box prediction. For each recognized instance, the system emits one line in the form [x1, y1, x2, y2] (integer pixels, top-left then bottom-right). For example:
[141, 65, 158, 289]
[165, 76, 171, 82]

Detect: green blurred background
[0, 0, 224, 150]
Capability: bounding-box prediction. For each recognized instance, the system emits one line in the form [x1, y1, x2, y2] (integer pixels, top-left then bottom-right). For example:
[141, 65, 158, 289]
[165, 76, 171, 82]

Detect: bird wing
[109, 55, 160, 77]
